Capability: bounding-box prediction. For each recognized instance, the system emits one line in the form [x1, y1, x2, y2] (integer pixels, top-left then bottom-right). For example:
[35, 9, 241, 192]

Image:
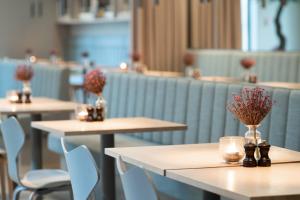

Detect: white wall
[250, 0, 300, 51]
[0, 0, 60, 58]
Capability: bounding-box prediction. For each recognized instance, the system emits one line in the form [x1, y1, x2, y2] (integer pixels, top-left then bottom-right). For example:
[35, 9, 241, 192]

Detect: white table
[0, 97, 76, 169]
[31, 117, 187, 200]
[105, 143, 300, 200]
[167, 163, 300, 200]
[258, 82, 300, 90]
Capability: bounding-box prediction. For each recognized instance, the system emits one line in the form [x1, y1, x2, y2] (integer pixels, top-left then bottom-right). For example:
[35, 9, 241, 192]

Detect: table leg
[31, 114, 42, 170]
[100, 134, 115, 200]
[203, 191, 220, 200]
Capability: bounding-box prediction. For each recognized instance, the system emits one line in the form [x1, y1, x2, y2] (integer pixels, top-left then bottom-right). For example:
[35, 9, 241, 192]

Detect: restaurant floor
[0, 135, 126, 200]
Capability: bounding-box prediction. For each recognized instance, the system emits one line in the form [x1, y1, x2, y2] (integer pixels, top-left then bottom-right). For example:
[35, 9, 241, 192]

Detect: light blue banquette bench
[48, 72, 300, 200]
[0, 59, 70, 100]
[0, 59, 71, 133]
[193, 50, 300, 82]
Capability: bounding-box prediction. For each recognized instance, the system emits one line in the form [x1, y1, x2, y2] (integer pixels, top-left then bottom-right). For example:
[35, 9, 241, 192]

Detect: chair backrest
[0, 117, 25, 184]
[116, 156, 158, 200]
[61, 138, 100, 200]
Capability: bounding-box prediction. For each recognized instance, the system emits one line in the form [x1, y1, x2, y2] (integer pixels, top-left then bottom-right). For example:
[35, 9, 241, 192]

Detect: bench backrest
[194, 50, 300, 82]
[103, 73, 300, 151]
[0, 60, 70, 100]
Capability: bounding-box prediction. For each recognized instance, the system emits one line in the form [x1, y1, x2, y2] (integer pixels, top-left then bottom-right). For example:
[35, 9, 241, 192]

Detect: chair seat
[21, 169, 70, 189]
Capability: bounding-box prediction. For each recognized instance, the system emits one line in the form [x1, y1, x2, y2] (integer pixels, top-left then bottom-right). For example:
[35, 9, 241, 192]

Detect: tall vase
[95, 94, 106, 121]
[245, 124, 261, 159]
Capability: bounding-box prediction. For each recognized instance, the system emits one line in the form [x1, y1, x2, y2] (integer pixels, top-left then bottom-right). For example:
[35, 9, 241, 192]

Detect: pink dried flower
[15, 64, 34, 81]
[81, 51, 89, 58]
[240, 58, 256, 70]
[84, 69, 106, 94]
[50, 49, 57, 56]
[25, 48, 33, 55]
[131, 51, 141, 62]
[227, 87, 273, 125]
[183, 52, 195, 66]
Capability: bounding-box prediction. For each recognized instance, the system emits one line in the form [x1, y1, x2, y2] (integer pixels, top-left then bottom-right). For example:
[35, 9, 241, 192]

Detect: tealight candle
[77, 110, 88, 121]
[120, 62, 128, 72]
[7, 91, 19, 103]
[224, 145, 241, 163]
[10, 94, 19, 103]
[219, 136, 245, 164]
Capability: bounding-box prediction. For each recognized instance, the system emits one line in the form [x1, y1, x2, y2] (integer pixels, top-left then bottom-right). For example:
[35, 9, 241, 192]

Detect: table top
[0, 97, 77, 115]
[167, 163, 300, 200]
[31, 117, 187, 136]
[105, 143, 300, 176]
[199, 76, 241, 83]
[258, 82, 300, 90]
[144, 70, 184, 78]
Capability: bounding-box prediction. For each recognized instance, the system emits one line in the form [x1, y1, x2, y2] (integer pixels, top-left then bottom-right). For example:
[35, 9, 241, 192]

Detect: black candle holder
[16, 92, 23, 104]
[95, 107, 104, 121]
[243, 143, 257, 167]
[258, 141, 271, 167]
[86, 107, 94, 122]
[24, 92, 31, 103]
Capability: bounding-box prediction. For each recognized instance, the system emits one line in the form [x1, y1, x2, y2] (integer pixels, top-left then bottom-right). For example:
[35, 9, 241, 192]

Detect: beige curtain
[190, 0, 242, 49]
[132, 0, 188, 72]
[132, 0, 241, 72]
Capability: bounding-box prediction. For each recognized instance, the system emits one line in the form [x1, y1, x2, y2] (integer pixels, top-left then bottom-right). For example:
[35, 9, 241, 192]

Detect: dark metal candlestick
[243, 143, 257, 167]
[258, 141, 271, 167]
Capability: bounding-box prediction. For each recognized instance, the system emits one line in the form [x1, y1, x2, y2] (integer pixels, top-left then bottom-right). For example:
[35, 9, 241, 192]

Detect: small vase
[185, 66, 194, 77]
[245, 125, 261, 145]
[22, 81, 32, 94]
[95, 94, 106, 121]
[242, 69, 251, 82]
[245, 124, 261, 159]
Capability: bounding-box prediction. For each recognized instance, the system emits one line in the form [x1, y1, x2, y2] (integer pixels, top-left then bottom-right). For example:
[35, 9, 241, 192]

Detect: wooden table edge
[31, 122, 187, 136]
[105, 148, 165, 176]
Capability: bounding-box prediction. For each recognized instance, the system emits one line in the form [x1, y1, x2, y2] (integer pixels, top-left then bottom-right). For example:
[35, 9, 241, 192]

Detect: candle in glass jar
[7, 91, 19, 103]
[10, 94, 19, 103]
[78, 110, 88, 121]
[224, 144, 241, 163]
[120, 62, 128, 72]
[219, 136, 245, 164]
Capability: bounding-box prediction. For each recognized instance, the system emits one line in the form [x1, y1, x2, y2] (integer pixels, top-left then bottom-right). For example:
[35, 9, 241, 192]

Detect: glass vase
[245, 125, 261, 145]
[95, 94, 107, 121]
[245, 124, 261, 159]
[22, 81, 32, 94]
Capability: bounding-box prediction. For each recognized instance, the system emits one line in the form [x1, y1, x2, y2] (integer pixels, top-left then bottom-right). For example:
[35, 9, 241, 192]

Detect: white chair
[0, 117, 71, 200]
[116, 156, 159, 200]
[61, 138, 100, 200]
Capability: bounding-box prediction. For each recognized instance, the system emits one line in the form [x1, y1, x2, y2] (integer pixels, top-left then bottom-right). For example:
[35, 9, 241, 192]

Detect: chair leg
[28, 191, 38, 200]
[2, 155, 15, 200]
[69, 188, 74, 200]
[13, 186, 27, 200]
[0, 158, 6, 200]
[8, 178, 14, 200]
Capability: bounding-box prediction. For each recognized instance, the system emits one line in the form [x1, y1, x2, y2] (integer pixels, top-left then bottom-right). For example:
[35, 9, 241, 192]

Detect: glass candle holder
[119, 62, 128, 72]
[76, 105, 88, 121]
[6, 90, 19, 103]
[219, 136, 245, 164]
